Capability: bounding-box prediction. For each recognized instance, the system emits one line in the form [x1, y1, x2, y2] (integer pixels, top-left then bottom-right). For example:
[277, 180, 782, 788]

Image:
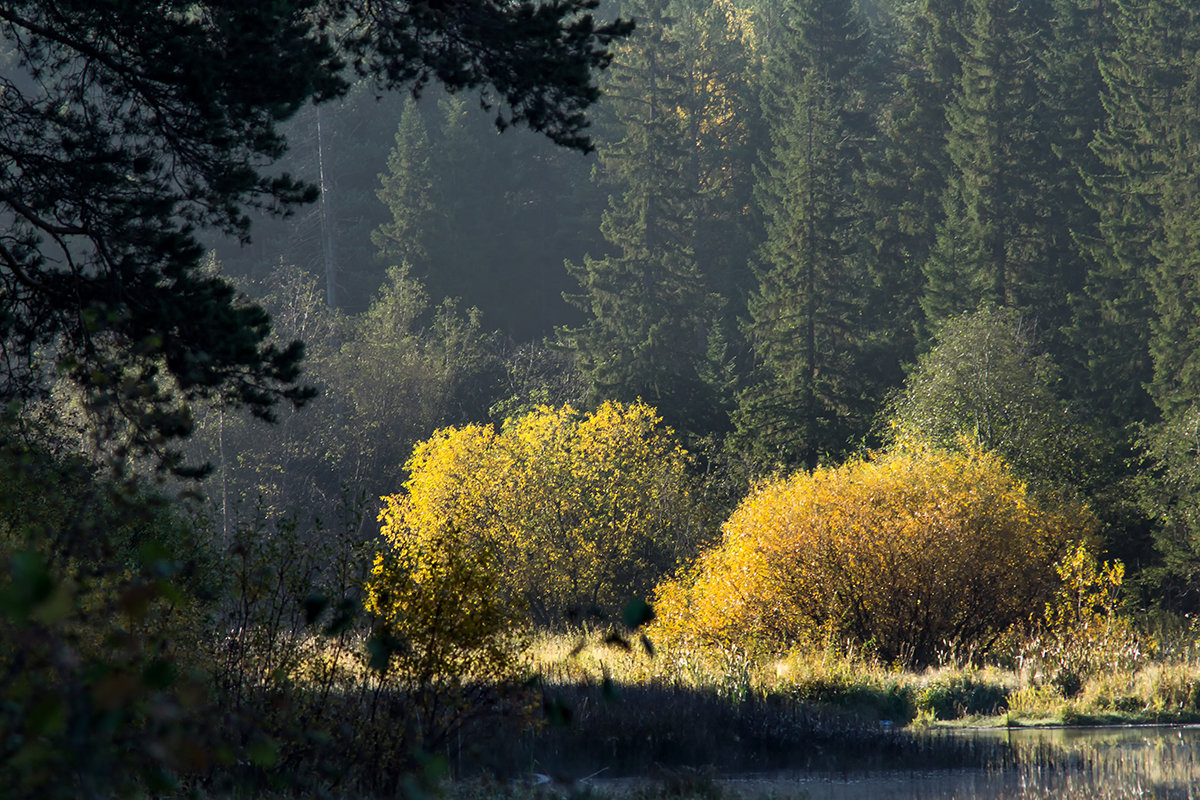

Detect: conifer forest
[9, 1, 1200, 797]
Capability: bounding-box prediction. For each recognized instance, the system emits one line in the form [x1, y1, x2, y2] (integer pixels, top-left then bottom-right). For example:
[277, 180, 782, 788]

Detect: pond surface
[724, 726, 1200, 799]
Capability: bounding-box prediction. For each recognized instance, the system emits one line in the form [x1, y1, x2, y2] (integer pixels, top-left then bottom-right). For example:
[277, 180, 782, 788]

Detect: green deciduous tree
[184, 260, 347, 523]
[186, 262, 505, 518]
[335, 265, 504, 496]
[885, 305, 1154, 571]
[884, 306, 1095, 499]
[1140, 404, 1200, 612]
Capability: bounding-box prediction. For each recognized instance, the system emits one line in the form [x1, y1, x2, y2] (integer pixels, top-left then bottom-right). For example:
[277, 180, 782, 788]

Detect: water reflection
[731, 726, 1200, 799]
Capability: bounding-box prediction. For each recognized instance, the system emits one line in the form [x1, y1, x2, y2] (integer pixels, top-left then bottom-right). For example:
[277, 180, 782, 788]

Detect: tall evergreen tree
[863, 0, 970, 344]
[426, 95, 498, 310]
[372, 97, 437, 274]
[855, 0, 957, 379]
[732, 0, 878, 470]
[368, 92, 605, 338]
[1146, 1, 1200, 419]
[673, 0, 762, 326]
[1124, 1, 1200, 611]
[923, 0, 1066, 332]
[1034, 0, 1110, 375]
[563, 0, 724, 435]
[1070, 0, 1185, 427]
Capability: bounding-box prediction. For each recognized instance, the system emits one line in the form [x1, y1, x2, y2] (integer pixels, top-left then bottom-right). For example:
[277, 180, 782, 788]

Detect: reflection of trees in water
[525, 718, 1200, 799]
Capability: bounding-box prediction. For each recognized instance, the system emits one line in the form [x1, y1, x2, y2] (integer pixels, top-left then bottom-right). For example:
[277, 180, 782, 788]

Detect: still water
[726, 726, 1200, 799]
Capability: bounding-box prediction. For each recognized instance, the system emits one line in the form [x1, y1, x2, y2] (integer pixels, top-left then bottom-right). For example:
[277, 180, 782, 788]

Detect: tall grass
[171, 608, 1200, 798]
[524, 620, 1200, 733]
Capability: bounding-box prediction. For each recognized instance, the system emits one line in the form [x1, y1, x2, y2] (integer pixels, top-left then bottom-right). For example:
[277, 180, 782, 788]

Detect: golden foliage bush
[652, 440, 1094, 666]
[365, 498, 528, 751]
[368, 401, 704, 628]
[1016, 542, 1141, 694]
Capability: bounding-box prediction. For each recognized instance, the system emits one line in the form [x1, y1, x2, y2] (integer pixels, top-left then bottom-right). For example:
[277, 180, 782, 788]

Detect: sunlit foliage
[652, 440, 1093, 666]
[366, 491, 528, 751]
[368, 401, 705, 628]
[1018, 542, 1140, 695]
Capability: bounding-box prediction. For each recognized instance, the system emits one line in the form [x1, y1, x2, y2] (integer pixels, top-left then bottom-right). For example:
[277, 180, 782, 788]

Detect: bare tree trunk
[316, 106, 338, 309]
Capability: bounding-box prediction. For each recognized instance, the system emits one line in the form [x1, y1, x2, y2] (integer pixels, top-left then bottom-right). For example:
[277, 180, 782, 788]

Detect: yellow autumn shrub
[363, 422, 527, 751]
[365, 490, 525, 682]
[652, 440, 1094, 666]
[367, 401, 704, 630]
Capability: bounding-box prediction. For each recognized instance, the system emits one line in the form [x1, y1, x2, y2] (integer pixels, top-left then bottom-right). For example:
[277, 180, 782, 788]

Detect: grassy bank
[522, 626, 1200, 736]
[411, 629, 1200, 797]
[106, 624, 1200, 799]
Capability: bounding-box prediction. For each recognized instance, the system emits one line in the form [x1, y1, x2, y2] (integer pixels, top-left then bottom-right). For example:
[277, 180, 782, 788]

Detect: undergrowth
[524, 622, 1200, 734]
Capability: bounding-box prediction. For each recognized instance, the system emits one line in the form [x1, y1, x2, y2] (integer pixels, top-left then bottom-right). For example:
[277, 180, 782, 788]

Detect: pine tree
[923, 0, 1067, 333]
[732, 0, 877, 470]
[372, 97, 438, 273]
[563, 0, 724, 435]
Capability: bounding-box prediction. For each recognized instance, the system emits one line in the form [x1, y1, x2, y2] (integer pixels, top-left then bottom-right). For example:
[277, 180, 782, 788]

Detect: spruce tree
[563, 0, 724, 435]
[372, 97, 437, 274]
[1127, 2, 1200, 611]
[857, 0, 960, 376]
[1071, 0, 1184, 427]
[673, 0, 762, 328]
[1034, 0, 1110, 372]
[732, 0, 877, 470]
[427, 95, 498, 310]
[369, 92, 604, 338]
[1146, 1, 1200, 420]
[923, 0, 1065, 332]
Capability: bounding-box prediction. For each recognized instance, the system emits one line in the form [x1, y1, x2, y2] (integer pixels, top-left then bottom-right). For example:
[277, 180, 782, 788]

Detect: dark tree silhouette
[0, 0, 629, 463]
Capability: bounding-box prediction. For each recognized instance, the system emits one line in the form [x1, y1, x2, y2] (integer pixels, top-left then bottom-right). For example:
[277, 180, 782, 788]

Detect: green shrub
[915, 675, 1009, 720]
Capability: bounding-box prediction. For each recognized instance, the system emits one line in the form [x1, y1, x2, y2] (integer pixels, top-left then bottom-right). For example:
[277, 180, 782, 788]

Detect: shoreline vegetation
[270, 626, 1200, 798]
[524, 627, 1200, 739]
[444, 627, 1200, 798]
[6, 444, 1200, 800]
